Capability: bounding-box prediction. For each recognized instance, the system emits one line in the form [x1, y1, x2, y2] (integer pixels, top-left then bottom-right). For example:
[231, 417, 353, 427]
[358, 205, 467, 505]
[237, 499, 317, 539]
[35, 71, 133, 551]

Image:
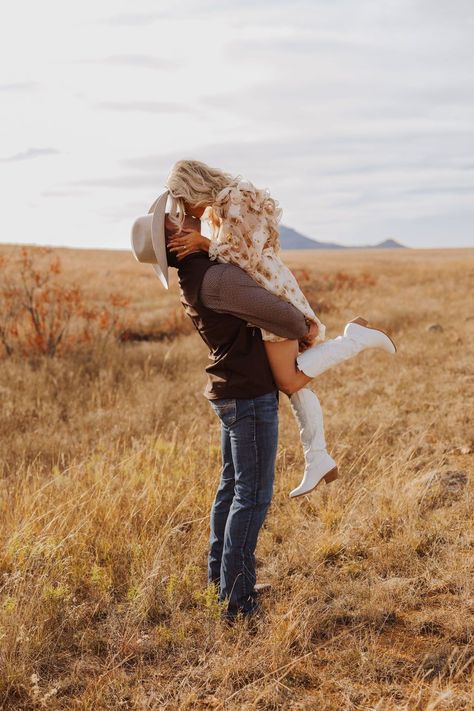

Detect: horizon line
[1, 240, 473, 253]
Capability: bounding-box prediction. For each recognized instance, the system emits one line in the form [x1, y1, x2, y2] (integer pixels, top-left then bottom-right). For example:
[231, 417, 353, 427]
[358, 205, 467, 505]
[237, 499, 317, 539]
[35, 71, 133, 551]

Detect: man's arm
[200, 263, 310, 340]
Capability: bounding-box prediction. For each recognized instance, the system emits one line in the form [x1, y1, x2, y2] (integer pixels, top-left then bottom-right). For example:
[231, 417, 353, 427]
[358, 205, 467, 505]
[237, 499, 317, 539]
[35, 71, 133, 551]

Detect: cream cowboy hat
[130, 189, 170, 289]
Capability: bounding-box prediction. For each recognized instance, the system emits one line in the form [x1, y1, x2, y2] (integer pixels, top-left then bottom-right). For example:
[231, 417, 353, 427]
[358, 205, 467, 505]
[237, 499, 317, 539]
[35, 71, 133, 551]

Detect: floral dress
[202, 179, 326, 344]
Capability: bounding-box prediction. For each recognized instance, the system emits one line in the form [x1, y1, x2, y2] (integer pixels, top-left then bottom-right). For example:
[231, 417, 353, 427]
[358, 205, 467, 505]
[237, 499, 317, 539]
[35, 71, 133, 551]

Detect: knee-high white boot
[287, 318, 396, 498]
[296, 317, 396, 378]
[288, 388, 338, 498]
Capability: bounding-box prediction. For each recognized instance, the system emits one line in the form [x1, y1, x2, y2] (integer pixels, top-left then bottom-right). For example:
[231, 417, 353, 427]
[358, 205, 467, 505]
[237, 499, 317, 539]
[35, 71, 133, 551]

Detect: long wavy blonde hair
[165, 159, 283, 245]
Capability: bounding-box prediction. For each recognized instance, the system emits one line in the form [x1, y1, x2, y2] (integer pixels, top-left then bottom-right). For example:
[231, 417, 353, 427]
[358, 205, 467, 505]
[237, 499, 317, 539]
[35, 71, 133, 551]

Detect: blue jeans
[208, 390, 279, 618]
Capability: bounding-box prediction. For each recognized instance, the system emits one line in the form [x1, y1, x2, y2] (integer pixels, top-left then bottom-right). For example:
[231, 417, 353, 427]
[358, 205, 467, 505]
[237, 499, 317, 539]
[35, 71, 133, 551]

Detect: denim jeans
[208, 390, 279, 618]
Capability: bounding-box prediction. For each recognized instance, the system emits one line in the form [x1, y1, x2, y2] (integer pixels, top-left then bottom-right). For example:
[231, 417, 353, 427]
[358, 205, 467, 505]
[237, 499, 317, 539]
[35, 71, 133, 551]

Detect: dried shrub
[119, 308, 194, 343]
[292, 268, 378, 313]
[0, 247, 131, 358]
[293, 268, 377, 293]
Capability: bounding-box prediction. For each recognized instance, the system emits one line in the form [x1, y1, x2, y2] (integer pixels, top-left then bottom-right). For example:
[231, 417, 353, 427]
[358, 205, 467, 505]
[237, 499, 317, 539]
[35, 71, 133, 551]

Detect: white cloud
[80, 54, 179, 69]
[0, 0, 473, 250]
[94, 100, 200, 114]
[98, 12, 170, 27]
[0, 147, 60, 163]
[0, 81, 40, 92]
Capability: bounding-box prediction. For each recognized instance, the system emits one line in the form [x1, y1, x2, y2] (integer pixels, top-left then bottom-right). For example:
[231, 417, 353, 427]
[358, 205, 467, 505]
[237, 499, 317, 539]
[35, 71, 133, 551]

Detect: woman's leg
[265, 317, 397, 392]
[264, 339, 311, 395]
[264, 339, 337, 497]
[263, 321, 396, 497]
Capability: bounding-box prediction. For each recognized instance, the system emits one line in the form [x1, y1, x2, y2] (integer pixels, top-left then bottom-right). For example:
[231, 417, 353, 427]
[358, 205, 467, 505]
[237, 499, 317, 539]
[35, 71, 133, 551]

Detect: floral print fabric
[204, 179, 326, 344]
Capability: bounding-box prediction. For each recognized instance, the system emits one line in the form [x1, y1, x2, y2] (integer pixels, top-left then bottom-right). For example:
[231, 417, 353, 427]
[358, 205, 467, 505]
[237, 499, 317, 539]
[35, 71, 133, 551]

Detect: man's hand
[168, 229, 210, 261]
[298, 320, 319, 352]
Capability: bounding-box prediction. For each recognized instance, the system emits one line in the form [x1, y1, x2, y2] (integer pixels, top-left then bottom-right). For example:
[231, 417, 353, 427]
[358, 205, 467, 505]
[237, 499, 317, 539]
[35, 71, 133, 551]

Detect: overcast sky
[1, 0, 473, 250]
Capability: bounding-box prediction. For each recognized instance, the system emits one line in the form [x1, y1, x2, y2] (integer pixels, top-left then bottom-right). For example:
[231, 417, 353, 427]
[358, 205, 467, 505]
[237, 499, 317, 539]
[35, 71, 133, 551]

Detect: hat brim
[149, 190, 170, 290]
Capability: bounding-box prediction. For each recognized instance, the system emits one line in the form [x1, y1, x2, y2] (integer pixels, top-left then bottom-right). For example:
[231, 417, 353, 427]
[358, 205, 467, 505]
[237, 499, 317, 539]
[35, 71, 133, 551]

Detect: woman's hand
[168, 229, 210, 260]
[298, 321, 319, 352]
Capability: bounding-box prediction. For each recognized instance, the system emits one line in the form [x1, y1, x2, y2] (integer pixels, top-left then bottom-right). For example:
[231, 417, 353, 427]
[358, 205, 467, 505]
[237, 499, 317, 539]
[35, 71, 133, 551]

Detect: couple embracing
[131, 159, 397, 623]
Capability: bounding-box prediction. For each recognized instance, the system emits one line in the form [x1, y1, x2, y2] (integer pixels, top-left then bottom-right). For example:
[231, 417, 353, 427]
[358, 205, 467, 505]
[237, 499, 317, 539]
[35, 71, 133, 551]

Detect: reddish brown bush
[0, 247, 131, 358]
[292, 268, 377, 294]
[119, 307, 194, 343]
[290, 268, 378, 314]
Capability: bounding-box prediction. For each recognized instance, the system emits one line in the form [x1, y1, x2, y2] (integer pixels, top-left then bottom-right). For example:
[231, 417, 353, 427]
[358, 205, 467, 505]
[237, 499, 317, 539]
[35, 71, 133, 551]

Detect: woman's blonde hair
[165, 159, 283, 245]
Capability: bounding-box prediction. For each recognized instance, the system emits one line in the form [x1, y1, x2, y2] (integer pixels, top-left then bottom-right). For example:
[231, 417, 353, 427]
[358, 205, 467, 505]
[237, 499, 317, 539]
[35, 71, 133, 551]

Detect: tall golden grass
[0, 243, 472, 710]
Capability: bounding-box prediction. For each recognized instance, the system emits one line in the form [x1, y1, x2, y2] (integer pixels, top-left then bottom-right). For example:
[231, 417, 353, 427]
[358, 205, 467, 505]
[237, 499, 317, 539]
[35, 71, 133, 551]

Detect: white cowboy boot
[296, 316, 396, 378]
[288, 388, 338, 498]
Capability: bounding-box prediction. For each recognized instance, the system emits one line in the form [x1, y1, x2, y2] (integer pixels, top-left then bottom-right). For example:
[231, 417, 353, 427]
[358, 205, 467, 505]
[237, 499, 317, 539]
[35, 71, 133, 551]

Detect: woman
[167, 160, 397, 497]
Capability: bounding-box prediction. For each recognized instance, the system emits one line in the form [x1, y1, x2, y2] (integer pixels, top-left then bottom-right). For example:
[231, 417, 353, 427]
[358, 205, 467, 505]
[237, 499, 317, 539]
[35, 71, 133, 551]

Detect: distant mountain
[278, 226, 343, 250]
[368, 238, 405, 249]
[278, 225, 406, 250]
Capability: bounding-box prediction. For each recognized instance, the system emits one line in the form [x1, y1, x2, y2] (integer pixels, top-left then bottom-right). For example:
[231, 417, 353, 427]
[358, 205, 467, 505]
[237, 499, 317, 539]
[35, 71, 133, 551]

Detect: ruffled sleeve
[208, 180, 270, 272]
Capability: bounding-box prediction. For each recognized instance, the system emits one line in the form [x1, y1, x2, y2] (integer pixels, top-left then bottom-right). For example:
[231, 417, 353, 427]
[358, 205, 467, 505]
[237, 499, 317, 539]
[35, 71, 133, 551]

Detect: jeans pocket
[210, 397, 238, 427]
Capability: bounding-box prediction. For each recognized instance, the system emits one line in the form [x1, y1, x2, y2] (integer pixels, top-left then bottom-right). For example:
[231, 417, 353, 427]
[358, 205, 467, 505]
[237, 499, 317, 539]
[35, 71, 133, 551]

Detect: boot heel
[349, 316, 369, 327]
[324, 467, 339, 484]
[374, 327, 397, 353]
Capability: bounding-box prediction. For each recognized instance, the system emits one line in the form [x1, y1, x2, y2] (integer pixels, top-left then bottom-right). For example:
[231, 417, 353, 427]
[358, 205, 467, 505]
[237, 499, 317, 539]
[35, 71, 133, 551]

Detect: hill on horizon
[279, 225, 406, 250]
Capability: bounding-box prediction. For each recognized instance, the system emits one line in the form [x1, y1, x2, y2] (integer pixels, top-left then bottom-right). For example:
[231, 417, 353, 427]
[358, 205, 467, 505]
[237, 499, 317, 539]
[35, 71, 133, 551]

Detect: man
[131, 194, 317, 623]
[164, 211, 316, 622]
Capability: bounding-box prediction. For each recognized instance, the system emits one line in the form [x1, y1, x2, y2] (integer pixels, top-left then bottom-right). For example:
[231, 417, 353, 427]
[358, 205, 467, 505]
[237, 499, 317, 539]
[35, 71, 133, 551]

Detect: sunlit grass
[0, 245, 472, 709]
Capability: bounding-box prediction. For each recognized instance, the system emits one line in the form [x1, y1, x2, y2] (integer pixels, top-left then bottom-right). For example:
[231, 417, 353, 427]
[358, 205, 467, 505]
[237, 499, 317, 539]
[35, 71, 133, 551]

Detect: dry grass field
[0, 243, 473, 710]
